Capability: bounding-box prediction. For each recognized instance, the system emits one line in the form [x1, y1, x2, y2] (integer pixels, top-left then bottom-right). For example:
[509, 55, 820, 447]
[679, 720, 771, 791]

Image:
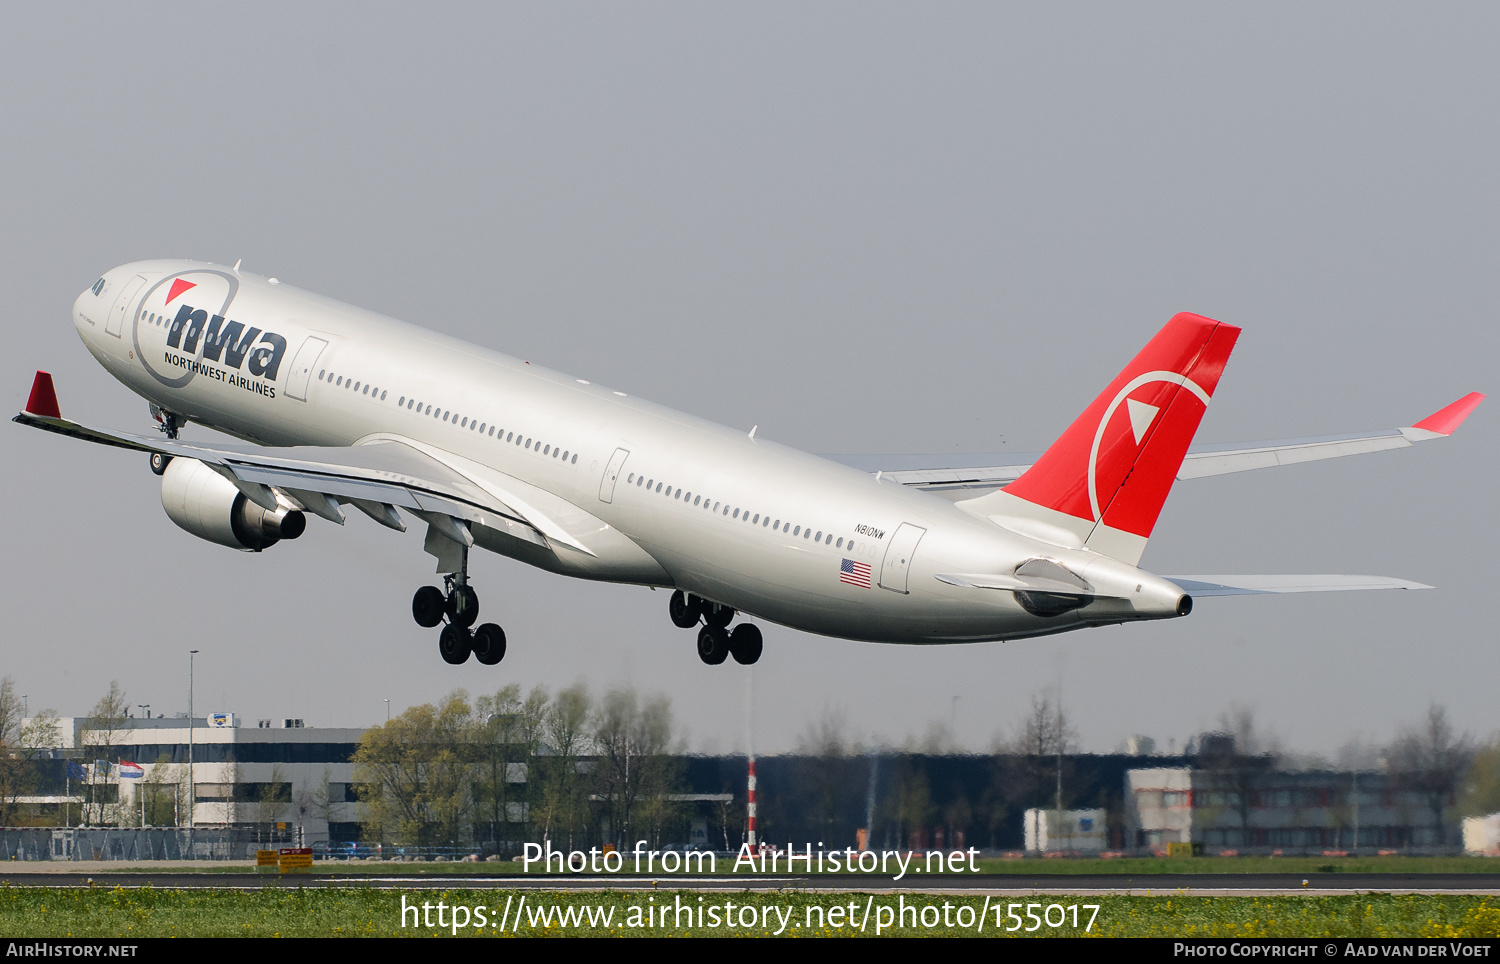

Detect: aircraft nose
[73, 276, 103, 332]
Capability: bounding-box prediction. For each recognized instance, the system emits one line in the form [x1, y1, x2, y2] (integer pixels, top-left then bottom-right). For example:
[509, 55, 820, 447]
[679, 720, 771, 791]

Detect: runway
[4, 869, 1499, 896]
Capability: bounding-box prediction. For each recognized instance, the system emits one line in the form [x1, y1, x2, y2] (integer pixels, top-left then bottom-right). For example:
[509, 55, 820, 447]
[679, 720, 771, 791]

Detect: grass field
[2, 887, 1498, 937]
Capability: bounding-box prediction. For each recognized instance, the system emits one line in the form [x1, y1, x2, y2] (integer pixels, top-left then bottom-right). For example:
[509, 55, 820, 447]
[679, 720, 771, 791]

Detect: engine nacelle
[160, 457, 305, 551]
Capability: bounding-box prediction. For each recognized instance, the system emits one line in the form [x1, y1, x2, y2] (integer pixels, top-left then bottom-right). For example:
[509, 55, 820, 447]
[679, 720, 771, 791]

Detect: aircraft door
[878, 523, 927, 594]
[598, 447, 630, 503]
[283, 335, 329, 401]
[106, 275, 147, 337]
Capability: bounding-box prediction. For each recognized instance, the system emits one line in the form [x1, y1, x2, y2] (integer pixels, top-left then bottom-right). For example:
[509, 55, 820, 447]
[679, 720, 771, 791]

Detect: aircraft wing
[847, 393, 1483, 494]
[12, 371, 590, 555]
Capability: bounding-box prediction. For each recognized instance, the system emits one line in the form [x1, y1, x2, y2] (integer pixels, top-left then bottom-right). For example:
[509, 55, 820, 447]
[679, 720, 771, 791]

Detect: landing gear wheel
[412, 586, 445, 628]
[439, 624, 472, 664]
[729, 624, 763, 665]
[669, 590, 702, 629]
[704, 604, 735, 630]
[149, 452, 172, 476]
[446, 584, 479, 629]
[697, 625, 729, 665]
[472, 623, 507, 665]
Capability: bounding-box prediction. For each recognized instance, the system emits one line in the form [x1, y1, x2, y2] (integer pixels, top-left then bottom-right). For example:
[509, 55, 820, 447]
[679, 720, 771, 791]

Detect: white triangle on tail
[1126, 397, 1159, 444]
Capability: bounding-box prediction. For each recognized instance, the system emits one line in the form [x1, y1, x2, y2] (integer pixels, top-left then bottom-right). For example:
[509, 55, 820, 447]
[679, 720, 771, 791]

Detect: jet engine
[159, 456, 305, 551]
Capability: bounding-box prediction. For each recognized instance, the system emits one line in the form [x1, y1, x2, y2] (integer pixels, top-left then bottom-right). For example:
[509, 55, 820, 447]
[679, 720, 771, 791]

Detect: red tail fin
[1004, 313, 1240, 546]
[24, 371, 61, 419]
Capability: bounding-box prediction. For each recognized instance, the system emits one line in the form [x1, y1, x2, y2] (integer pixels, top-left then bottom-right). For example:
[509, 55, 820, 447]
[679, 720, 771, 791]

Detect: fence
[0, 827, 293, 861]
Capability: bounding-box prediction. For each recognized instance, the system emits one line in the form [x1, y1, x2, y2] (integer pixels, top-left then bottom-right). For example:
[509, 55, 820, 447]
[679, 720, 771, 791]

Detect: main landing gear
[414, 572, 506, 666]
[670, 590, 763, 666]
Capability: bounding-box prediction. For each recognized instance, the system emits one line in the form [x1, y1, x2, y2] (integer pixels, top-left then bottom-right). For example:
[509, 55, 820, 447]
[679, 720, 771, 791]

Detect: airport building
[19, 714, 364, 846]
[9, 716, 1468, 858]
[1125, 766, 1449, 853]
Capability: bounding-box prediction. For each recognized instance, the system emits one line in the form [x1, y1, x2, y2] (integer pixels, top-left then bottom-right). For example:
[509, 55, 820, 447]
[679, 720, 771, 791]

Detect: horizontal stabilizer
[849, 391, 1484, 491]
[1166, 575, 1432, 596]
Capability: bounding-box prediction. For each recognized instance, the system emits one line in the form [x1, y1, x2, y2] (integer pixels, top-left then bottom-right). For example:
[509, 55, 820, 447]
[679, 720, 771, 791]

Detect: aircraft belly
[472, 521, 669, 585]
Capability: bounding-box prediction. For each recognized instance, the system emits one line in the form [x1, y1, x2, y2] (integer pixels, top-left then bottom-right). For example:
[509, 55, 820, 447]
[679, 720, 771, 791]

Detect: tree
[1457, 738, 1500, 819]
[0, 687, 60, 827]
[353, 691, 476, 850]
[81, 682, 129, 825]
[1003, 693, 1077, 810]
[1389, 703, 1474, 846]
[532, 684, 593, 848]
[1197, 705, 1277, 849]
[140, 754, 185, 827]
[592, 687, 681, 849]
[795, 708, 866, 848]
[889, 757, 935, 850]
[0, 678, 21, 747]
[472, 684, 545, 849]
[254, 764, 292, 843]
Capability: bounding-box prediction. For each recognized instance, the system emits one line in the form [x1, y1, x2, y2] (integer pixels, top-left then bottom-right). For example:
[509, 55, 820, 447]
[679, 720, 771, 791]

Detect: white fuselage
[71, 260, 1187, 644]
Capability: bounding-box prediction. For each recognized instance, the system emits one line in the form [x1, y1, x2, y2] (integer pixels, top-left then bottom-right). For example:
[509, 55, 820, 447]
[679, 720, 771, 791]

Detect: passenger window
[793, 526, 800, 536]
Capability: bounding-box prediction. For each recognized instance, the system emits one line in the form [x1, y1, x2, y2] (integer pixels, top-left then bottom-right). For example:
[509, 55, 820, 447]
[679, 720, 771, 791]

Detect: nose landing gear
[671, 590, 763, 665]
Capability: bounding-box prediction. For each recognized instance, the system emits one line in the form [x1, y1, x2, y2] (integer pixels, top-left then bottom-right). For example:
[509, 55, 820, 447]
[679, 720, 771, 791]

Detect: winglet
[1411, 392, 1484, 436]
[24, 371, 61, 419]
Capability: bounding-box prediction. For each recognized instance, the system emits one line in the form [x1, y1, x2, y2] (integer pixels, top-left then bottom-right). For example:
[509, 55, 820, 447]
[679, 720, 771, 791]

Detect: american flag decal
[840, 558, 872, 589]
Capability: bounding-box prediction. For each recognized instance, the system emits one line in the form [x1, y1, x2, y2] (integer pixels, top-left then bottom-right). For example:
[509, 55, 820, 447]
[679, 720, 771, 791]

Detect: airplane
[14, 259, 1483, 667]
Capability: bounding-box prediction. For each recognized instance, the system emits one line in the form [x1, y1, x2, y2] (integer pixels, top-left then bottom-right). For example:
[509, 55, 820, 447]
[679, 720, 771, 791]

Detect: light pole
[188, 650, 198, 843]
[385, 699, 390, 722]
[136, 704, 151, 825]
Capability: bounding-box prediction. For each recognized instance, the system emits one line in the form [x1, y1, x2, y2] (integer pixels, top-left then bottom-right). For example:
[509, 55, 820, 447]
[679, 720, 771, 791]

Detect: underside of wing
[13, 371, 588, 556]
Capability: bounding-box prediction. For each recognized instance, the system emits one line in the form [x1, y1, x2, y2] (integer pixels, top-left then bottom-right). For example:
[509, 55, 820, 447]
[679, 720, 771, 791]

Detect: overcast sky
[2, 3, 1494, 757]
